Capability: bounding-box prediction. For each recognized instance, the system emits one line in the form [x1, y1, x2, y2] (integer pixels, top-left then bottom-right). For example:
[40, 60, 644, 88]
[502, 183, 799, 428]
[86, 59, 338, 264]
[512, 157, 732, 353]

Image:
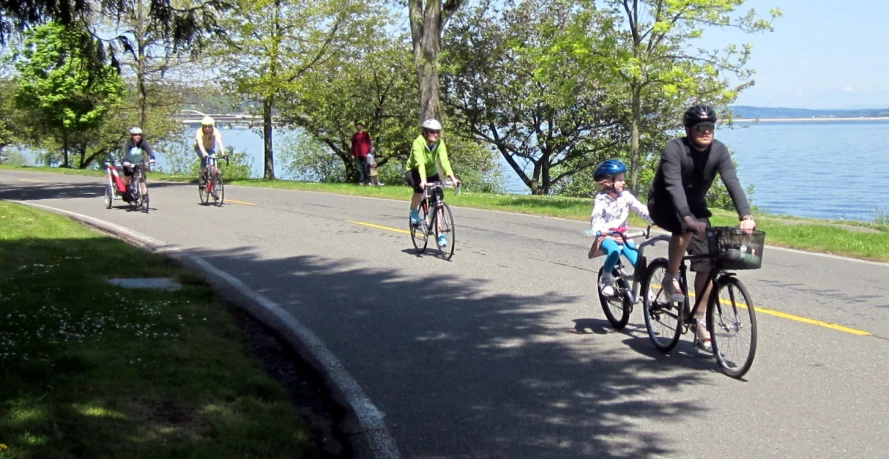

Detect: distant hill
[730, 105, 889, 119]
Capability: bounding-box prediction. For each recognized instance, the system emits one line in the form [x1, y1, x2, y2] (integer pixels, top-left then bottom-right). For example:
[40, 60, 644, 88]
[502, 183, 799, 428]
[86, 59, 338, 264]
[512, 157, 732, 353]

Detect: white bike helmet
[129, 127, 143, 135]
[421, 119, 442, 131]
[201, 116, 215, 126]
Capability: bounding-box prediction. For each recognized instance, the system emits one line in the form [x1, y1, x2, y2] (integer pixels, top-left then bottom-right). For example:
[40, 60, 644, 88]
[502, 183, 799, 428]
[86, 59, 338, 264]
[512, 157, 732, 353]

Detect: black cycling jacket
[648, 137, 751, 219]
[120, 138, 156, 162]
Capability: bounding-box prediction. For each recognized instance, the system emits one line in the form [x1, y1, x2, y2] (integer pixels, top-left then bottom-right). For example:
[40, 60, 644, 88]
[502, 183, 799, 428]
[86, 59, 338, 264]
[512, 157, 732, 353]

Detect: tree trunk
[62, 129, 69, 168]
[629, 84, 641, 194]
[136, 0, 147, 128]
[263, 97, 275, 180]
[409, 0, 443, 122]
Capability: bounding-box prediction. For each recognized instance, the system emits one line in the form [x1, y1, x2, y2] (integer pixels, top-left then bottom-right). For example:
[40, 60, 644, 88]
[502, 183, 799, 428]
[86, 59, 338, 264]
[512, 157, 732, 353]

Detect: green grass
[0, 202, 313, 459]
[4, 164, 889, 262]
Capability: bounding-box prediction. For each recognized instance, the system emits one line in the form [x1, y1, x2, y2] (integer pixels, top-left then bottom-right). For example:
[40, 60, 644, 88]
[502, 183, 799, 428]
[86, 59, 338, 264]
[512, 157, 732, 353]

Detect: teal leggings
[600, 238, 638, 273]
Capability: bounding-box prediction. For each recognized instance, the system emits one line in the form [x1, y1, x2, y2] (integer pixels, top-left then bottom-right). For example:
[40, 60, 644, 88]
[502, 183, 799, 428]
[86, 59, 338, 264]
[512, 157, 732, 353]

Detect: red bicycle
[199, 155, 228, 207]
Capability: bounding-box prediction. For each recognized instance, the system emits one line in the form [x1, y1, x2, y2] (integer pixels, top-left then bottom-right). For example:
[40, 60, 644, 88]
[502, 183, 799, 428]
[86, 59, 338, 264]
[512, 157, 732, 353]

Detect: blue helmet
[594, 159, 627, 182]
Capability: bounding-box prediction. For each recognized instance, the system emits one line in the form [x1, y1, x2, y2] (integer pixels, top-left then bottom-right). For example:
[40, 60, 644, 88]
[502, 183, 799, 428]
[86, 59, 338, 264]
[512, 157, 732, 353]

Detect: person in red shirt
[350, 121, 373, 185]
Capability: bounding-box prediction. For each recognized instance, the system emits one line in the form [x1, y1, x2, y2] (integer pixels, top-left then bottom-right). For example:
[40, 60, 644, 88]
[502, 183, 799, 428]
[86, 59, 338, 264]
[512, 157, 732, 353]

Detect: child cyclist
[587, 159, 653, 296]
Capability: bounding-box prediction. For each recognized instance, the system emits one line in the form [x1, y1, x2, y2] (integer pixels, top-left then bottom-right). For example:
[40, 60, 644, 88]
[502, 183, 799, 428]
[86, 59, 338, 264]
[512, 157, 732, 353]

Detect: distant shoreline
[734, 117, 889, 122]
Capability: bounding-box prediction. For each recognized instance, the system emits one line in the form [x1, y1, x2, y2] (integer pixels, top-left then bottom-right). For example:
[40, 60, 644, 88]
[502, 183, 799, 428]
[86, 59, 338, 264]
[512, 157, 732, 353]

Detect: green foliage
[216, 0, 386, 179]
[443, 0, 625, 195]
[154, 140, 253, 180]
[279, 130, 347, 183]
[569, 0, 782, 190]
[280, 29, 420, 182]
[8, 22, 124, 166]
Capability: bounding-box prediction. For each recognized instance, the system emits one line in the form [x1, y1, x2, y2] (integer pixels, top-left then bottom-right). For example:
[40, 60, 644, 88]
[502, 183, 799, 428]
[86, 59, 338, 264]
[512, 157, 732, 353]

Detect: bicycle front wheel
[410, 205, 429, 253]
[199, 174, 210, 205]
[642, 258, 683, 352]
[214, 174, 224, 207]
[436, 202, 455, 260]
[104, 184, 113, 209]
[598, 266, 631, 329]
[138, 177, 149, 213]
[708, 276, 757, 378]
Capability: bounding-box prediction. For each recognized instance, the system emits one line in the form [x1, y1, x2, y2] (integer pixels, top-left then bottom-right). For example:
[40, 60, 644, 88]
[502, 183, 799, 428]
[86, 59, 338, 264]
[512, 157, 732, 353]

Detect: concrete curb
[10, 200, 402, 459]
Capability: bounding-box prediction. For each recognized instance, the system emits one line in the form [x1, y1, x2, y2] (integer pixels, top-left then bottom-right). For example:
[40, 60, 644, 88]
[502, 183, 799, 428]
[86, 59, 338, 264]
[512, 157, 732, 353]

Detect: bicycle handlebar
[583, 224, 653, 242]
[423, 180, 461, 197]
[206, 155, 229, 165]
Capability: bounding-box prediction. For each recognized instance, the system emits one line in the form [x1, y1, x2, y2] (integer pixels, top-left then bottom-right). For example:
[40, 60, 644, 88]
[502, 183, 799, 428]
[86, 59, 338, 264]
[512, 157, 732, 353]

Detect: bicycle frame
[673, 253, 736, 331]
[419, 181, 458, 235]
[206, 156, 220, 193]
[610, 231, 672, 304]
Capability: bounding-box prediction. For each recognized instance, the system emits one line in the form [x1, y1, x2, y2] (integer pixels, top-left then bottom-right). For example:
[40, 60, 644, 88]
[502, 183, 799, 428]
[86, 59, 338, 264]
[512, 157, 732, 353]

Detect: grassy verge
[0, 201, 314, 458]
[3, 165, 889, 262]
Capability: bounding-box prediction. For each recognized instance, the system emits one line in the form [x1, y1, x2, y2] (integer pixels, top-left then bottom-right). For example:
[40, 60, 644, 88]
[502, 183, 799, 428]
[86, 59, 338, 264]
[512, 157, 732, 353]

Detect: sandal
[694, 318, 713, 352]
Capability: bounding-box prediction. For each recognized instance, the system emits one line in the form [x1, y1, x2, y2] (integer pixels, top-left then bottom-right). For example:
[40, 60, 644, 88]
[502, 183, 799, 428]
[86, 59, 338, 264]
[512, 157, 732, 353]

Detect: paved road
[3, 170, 889, 458]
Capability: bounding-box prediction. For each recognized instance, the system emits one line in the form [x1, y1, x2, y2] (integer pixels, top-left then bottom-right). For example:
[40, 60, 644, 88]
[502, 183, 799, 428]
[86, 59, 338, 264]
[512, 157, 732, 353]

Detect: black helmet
[683, 105, 718, 126]
[594, 159, 628, 182]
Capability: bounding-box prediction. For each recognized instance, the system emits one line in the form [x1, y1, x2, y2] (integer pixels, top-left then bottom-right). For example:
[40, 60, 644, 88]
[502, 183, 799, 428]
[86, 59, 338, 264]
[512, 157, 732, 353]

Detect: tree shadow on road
[185, 246, 712, 458]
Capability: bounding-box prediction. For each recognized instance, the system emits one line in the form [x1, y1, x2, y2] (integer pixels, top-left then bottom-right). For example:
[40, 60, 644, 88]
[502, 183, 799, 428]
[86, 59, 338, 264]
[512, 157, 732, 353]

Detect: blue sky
[704, 0, 889, 109]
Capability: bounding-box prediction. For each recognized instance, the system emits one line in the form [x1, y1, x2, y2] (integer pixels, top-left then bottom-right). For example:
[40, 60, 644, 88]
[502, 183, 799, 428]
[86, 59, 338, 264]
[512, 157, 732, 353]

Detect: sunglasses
[693, 124, 715, 133]
[427, 130, 441, 135]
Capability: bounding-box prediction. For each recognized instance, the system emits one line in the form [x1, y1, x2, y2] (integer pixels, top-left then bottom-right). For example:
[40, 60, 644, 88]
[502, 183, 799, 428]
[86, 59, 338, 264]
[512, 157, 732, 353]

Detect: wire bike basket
[707, 227, 766, 270]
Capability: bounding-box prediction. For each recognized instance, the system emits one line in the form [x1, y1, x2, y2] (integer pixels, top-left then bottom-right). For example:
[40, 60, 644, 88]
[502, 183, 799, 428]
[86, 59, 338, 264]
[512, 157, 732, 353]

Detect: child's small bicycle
[593, 226, 664, 329]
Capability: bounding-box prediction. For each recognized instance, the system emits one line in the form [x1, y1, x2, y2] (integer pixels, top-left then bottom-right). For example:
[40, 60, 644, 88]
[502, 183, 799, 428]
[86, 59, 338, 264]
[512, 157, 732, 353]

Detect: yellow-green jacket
[406, 135, 453, 181]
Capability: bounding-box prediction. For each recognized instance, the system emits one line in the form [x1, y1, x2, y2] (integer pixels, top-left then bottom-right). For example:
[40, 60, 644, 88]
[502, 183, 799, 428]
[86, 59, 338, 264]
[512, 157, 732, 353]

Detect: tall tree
[219, 0, 379, 179]
[102, 0, 210, 128]
[408, 0, 465, 122]
[444, 0, 625, 194]
[576, 0, 781, 191]
[9, 22, 124, 167]
[282, 33, 418, 182]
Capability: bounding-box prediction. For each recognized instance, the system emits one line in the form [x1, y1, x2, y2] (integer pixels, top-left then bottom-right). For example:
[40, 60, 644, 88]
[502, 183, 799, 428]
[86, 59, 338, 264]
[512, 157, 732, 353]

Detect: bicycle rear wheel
[642, 258, 683, 352]
[708, 276, 757, 378]
[436, 202, 455, 260]
[410, 204, 429, 253]
[598, 266, 631, 329]
[214, 174, 224, 207]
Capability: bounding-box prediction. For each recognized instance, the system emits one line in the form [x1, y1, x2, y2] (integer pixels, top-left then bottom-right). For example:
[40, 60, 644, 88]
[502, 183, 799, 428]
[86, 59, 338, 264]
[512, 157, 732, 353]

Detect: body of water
[500, 120, 889, 222]
[14, 120, 889, 222]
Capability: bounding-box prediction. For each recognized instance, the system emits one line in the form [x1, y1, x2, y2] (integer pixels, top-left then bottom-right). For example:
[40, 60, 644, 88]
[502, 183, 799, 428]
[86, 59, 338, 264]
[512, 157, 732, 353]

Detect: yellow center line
[666, 288, 872, 336]
[225, 199, 255, 206]
[348, 220, 411, 235]
[20, 179, 48, 183]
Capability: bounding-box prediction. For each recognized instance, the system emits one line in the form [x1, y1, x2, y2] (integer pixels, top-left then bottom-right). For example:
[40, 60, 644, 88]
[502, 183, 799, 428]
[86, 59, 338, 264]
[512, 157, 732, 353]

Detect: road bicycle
[641, 226, 765, 378]
[409, 180, 460, 260]
[199, 154, 228, 207]
[103, 158, 154, 213]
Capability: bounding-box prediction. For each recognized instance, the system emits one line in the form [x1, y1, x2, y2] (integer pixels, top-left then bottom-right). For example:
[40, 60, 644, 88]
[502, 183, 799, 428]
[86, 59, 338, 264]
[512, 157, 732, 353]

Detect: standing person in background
[350, 121, 373, 185]
[367, 148, 384, 186]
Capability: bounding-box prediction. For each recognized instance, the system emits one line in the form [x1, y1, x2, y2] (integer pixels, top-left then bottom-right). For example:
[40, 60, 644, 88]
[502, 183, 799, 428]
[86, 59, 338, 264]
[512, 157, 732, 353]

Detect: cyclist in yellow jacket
[405, 119, 461, 245]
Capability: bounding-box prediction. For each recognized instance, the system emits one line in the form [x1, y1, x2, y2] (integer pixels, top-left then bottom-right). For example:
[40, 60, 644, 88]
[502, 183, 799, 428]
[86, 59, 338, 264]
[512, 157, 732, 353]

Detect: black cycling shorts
[647, 198, 712, 272]
[404, 170, 440, 194]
